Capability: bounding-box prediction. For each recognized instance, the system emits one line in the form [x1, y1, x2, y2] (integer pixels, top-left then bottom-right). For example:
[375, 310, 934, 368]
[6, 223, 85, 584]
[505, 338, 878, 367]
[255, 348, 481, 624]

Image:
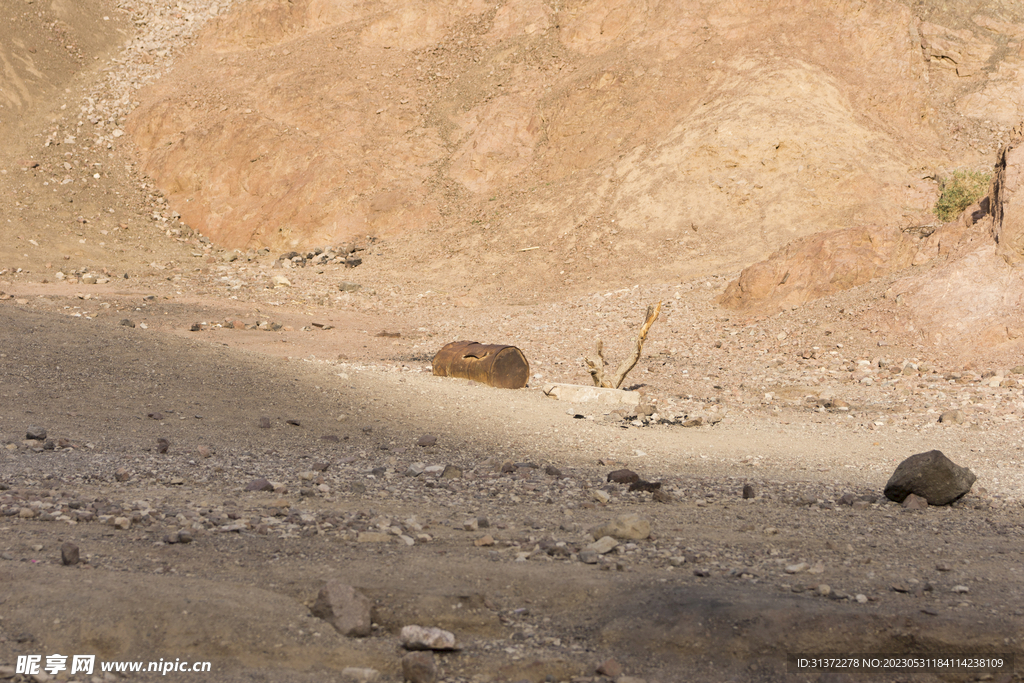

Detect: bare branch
[584, 340, 606, 387]
[608, 301, 662, 389]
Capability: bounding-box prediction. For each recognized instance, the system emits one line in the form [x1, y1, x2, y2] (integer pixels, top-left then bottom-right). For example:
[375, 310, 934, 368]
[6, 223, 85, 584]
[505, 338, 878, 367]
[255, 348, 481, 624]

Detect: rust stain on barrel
[432, 341, 530, 389]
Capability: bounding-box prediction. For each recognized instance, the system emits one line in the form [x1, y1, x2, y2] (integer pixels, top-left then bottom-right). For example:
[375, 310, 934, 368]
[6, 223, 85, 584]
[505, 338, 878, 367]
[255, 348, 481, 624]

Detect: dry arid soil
[2, 1, 1024, 682]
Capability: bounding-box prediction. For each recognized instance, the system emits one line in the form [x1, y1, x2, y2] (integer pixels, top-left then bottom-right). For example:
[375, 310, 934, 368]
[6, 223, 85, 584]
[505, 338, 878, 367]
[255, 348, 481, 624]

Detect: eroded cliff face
[123, 1, 1016, 260]
[720, 126, 1024, 354]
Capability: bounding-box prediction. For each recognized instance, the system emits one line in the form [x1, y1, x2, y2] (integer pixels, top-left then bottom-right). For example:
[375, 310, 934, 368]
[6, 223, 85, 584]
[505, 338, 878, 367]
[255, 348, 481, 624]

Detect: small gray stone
[156, 437, 170, 454]
[401, 651, 436, 683]
[883, 450, 976, 505]
[310, 581, 372, 637]
[579, 549, 599, 564]
[245, 478, 274, 492]
[400, 625, 457, 651]
[61, 542, 79, 566]
[25, 426, 47, 441]
[742, 483, 755, 499]
[416, 435, 437, 447]
[586, 536, 619, 554]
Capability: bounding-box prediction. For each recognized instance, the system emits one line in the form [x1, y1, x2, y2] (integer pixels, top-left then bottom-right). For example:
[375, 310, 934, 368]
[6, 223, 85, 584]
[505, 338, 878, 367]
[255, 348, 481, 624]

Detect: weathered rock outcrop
[721, 121, 1024, 354]
[991, 123, 1024, 265]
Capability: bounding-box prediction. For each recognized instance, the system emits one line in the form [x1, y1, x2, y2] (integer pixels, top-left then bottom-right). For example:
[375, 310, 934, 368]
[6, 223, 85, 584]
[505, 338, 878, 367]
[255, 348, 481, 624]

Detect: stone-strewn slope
[125, 0, 1024, 290]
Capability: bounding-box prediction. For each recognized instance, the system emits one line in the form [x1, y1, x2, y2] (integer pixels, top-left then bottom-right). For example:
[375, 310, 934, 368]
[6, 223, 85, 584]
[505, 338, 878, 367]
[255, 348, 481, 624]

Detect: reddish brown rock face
[126, 0, 987, 273]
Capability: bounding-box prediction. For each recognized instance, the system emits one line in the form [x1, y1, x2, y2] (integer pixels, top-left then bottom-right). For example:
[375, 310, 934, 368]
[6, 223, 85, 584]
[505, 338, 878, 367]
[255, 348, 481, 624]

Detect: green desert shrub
[933, 169, 991, 222]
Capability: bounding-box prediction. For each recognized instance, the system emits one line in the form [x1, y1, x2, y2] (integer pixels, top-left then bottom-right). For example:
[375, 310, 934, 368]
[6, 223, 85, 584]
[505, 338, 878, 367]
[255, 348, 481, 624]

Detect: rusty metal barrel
[432, 341, 530, 389]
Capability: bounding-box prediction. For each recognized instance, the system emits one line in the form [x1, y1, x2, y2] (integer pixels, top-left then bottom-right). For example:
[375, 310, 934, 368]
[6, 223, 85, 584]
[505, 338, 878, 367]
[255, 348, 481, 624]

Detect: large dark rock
[883, 450, 976, 505]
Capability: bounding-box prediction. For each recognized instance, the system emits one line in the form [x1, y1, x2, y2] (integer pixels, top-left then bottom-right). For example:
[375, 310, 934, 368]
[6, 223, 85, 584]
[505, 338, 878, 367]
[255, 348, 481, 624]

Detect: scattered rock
[902, 493, 928, 510]
[258, 417, 272, 428]
[474, 535, 495, 547]
[341, 668, 380, 683]
[60, 542, 79, 566]
[785, 562, 809, 574]
[596, 658, 623, 677]
[938, 409, 965, 425]
[156, 437, 170, 454]
[114, 468, 131, 482]
[628, 480, 661, 492]
[245, 478, 274, 492]
[416, 434, 437, 447]
[883, 450, 976, 505]
[401, 651, 436, 683]
[164, 530, 193, 544]
[339, 281, 362, 292]
[25, 426, 46, 441]
[742, 483, 756, 499]
[607, 469, 640, 484]
[652, 489, 676, 504]
[586, 536, 619, 554]
[197, 445, 214, 458]
[310, 581, 372, 637]
[400, 625, 457, 651]
[590, 513, 651, 540]
[441, 464, 462, 479]
[591, 489, 611, 504]
[579, 549, 599, 564]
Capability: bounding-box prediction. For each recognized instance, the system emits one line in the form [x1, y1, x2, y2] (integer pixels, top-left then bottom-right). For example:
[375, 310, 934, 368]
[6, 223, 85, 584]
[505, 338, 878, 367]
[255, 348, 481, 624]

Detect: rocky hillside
[125, 0, 1024, 295]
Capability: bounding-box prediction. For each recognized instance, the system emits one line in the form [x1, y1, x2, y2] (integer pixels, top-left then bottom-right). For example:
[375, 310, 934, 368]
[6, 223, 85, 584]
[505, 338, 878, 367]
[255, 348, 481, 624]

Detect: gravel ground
[1, 0, 1024, 681]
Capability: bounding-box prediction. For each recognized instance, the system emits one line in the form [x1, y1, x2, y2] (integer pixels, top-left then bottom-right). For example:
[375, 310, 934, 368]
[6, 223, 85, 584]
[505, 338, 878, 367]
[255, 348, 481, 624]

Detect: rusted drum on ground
[431, 341, 530, 389]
